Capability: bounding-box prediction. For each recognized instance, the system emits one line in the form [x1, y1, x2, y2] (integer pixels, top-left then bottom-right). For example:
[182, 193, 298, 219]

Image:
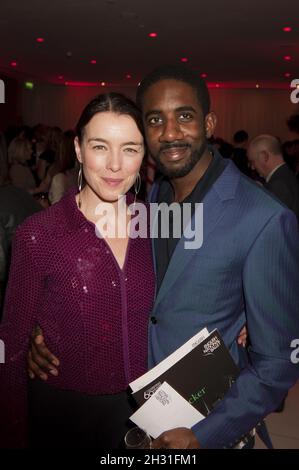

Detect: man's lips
[160, 146, 190, 161]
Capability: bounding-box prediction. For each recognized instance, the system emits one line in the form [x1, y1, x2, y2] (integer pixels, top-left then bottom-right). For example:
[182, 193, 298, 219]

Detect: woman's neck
[76, 186, 128, 234]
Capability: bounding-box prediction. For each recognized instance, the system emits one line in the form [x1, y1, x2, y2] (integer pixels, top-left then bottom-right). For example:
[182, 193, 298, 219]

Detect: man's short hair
[233, 130, 248, 144]
[136, 64, 210, 117]
[287, 114, 299, 134]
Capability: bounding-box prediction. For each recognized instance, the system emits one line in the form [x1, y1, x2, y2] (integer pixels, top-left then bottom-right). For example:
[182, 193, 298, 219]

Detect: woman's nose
[107, 151, 122, 172]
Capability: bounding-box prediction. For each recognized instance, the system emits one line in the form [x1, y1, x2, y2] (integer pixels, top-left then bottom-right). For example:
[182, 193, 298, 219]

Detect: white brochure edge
[130, 327, 210, 393]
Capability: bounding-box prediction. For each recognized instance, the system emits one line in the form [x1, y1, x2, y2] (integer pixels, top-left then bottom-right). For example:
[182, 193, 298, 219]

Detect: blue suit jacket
[148, 156, 299, 448]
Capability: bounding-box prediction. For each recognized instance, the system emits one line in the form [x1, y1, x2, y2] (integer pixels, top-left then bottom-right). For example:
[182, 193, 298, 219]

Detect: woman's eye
[93, 145, 106, 151]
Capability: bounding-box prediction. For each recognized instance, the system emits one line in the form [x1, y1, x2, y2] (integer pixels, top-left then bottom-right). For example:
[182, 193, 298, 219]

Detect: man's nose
[159, 118, 184, 142]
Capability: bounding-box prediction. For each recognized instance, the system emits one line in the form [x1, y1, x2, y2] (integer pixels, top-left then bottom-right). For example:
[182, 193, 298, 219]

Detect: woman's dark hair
[76, 92, 144, 143]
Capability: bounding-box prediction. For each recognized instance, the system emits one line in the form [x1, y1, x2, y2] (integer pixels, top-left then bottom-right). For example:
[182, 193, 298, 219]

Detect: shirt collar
[157, 147, 226, 204]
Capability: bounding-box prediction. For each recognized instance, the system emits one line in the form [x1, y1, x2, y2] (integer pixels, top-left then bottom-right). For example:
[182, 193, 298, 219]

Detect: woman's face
[75, 111, 144, 203]
[25, 141, 33, 159]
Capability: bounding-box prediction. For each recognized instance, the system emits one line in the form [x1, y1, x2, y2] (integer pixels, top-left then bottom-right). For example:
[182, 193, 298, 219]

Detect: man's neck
[171, 150, 213, 202]
[265, 160, 285, 183]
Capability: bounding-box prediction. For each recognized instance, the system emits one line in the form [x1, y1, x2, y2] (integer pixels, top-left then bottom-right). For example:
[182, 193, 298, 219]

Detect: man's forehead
[141, 79, 200, 111]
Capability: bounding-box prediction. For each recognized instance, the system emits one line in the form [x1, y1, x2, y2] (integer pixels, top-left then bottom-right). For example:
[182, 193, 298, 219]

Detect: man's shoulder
[215, 160, 287, 215]
[269, 164, 299, 187]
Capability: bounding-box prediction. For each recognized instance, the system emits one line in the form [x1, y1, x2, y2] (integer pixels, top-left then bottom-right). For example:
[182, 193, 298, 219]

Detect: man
[27, 65, 299, 449]
[248, 134, 299, 222]
[0, 184, 41, 317]
[231, 129, 251, 177]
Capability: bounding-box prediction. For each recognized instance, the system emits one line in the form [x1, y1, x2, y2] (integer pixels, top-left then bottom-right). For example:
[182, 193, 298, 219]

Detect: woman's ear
[74, 136, 82, 163]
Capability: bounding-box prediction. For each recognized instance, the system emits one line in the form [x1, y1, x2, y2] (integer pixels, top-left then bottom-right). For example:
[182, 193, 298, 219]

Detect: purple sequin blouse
[0, 189, 155, 445]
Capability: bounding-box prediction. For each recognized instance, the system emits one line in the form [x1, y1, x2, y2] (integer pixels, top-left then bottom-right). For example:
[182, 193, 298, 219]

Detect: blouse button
[111, 281, 117, 287]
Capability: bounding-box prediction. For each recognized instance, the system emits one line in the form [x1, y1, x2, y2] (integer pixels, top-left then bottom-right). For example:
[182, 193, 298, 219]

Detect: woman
[0, 131, 8, 185]
[34, 125, 62, 183]
[8, 136, 36, 191]
[0, 93, 155, 448]
[48, 130, 78, 204]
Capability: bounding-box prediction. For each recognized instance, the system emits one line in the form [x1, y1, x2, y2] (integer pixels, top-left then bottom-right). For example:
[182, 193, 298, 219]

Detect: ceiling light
[148, 32, 157, 38]
[36, 37, 45, 43]
[283, 27, 292, 32]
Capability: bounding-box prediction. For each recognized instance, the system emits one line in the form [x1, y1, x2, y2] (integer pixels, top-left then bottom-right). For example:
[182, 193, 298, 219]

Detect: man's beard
[152, 140, 207, 179]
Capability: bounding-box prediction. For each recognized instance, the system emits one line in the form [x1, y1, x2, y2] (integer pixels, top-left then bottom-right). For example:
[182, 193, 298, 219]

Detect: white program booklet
[130, 381, 205, 439]
[130, 327, 210, 393]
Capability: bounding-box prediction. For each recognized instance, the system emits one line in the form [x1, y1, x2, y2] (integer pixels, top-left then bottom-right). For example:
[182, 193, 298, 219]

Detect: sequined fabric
[0, 188, 155, 446]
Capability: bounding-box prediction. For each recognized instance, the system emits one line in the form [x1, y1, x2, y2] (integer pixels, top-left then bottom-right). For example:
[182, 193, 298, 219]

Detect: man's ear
[74, 136, 82, 163]
[205, 112, 217, 139]
[261, 150, 269, 162]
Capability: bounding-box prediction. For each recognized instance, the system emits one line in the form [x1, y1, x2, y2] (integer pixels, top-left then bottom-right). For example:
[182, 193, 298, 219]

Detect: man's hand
[27, 325, 60, 380]
[151, 428, 201, 449]
[237, 325, 247, 347]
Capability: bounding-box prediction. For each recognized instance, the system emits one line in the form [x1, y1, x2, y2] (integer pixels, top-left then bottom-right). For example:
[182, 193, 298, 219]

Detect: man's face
[247, 145, 267, 178]
[141, 79, 214, 178]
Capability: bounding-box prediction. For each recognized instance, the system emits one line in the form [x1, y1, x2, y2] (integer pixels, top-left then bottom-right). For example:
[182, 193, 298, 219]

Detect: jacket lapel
[152, 160, 240, 310]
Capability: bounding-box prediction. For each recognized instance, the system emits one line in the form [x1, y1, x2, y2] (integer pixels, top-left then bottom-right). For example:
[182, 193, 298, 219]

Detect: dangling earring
[134, 172, 141, 203]
[78, 163, 83, 209]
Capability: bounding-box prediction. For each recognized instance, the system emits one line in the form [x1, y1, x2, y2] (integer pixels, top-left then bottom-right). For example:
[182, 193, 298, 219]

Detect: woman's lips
[161, 147, 189, 161]
[102, 178, 124, 187]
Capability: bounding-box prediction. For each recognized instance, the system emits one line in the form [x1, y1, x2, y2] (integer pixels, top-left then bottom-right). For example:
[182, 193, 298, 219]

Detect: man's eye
[124, 147, 138, 153]
[148, 116, 162, 125]
[179, 113, 193, 121]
